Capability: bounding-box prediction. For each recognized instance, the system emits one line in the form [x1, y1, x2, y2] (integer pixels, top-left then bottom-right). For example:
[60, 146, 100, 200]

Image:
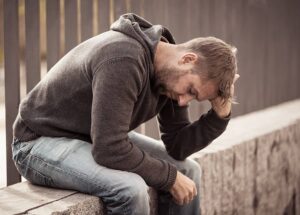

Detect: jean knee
[180, 158, 202, 183]
[122, 175, 149, 202]
[106, 174, 150, 215]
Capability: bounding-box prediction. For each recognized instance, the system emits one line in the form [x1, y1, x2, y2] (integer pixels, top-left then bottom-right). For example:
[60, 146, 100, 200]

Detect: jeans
[12, 131, 201, 215]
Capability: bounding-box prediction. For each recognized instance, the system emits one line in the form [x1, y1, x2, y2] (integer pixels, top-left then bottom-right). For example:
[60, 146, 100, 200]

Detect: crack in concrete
[13, 192, 79, 215]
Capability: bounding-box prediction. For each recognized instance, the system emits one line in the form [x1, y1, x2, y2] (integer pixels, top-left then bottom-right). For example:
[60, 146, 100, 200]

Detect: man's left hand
[210, 74, 240, 118]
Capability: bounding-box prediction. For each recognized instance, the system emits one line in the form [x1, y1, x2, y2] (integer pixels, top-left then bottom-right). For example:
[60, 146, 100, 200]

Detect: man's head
[154, 36, 237, 106]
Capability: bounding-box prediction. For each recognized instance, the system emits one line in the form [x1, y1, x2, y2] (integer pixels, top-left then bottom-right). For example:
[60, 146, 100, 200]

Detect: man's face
[157, 66, 218, 106]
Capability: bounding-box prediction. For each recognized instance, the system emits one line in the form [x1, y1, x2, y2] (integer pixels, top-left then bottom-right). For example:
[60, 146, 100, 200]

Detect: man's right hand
[169, 171, 197, 205]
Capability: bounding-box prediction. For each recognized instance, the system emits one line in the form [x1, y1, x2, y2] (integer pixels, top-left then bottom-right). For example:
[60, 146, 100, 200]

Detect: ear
[179, 53, 198, 65]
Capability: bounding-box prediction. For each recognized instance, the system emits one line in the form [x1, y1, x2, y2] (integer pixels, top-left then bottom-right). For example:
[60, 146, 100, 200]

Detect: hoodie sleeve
[91, 57, 177, 191]
[158, 99, 230, 160]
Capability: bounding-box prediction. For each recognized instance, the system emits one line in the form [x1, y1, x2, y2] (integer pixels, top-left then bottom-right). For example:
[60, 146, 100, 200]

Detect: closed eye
[188, 88, 196, 97]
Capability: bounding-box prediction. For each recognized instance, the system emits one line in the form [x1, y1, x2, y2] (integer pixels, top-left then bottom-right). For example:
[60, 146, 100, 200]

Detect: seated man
[12, 13, 239, 215]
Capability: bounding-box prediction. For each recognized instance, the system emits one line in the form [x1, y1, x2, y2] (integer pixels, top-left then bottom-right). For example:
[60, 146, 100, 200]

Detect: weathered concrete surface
[28, 193, 105, 215]
[0, 181, 157, 215]
[192, 99, 300, 215]
[0, 181, 76, 215]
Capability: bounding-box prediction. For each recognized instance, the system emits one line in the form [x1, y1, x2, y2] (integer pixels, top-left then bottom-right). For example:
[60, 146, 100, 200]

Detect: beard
[154, 65, 187, 98]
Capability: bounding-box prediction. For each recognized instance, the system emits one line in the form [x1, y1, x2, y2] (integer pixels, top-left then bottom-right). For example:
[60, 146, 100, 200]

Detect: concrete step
[0, 181, 157, 215]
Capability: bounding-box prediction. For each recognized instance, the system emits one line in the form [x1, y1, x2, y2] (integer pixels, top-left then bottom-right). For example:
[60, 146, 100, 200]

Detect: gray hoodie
[13, 13, 230, 191]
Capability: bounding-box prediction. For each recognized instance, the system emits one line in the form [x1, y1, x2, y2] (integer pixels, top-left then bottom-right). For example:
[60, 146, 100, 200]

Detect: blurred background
[1, 0, 300, 188]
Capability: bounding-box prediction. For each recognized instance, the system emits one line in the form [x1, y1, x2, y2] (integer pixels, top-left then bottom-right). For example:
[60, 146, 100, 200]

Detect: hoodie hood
[110, 13, 176, 63]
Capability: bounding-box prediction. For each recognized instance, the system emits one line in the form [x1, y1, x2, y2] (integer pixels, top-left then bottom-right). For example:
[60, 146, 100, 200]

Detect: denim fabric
[12, 131, 201, 215]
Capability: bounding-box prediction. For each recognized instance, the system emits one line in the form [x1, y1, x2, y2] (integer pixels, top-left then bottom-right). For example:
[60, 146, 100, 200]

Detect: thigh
[15, 136, 148, 198]
[128, 131, 201, 177]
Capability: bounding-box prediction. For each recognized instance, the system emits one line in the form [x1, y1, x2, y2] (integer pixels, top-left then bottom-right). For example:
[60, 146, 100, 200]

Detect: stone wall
[192, 99, 300, 215]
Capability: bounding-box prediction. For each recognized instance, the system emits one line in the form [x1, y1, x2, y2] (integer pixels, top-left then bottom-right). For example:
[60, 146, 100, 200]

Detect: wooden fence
[3, 0, 300, 185]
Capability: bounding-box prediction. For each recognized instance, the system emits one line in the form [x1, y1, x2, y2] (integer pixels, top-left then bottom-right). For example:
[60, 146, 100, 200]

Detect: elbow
[166, 145, 188, 161]
[91, 147, 111, 167]
[162, 135, 188, 161]
[170, 152, 187, 161]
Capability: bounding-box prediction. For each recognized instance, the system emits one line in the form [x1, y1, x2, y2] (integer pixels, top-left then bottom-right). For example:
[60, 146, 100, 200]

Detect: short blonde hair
[182, 37, 238, 102]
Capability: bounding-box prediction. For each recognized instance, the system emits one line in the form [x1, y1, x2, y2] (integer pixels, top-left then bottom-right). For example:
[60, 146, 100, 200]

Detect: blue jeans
[12, 131, 201, 215]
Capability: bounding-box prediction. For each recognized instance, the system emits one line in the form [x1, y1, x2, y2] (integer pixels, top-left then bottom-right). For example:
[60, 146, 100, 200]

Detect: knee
[115, 174, 150, 214]
[180, 158, 202, 183]
[124, 176, 149, 201]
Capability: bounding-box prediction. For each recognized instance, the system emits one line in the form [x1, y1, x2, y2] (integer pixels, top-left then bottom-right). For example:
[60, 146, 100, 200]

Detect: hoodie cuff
[160, 164, 177, 191]
[205, 108, 231, 131]
[211, 108, 231, 120]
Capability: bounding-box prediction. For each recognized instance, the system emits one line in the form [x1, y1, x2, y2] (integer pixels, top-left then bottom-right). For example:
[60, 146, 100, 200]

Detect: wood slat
[4, 0, 21, 185]
[289, 0, 300, 100]
[243, 2, 258, 113]
[25, 0, 40, 93]
[165, 0, 186, 43]
[143, 0, 165, 26]
[134, 124, 142, 134]
[113, 0, 127, 22]
[231, 0, 245, 116]
[64, 0, 78, 53]
[252, 2, 266, 110]
[129, 0, 142, 16]
[145, 118, 160, 140]
[98, 0, 110, 33]
[80, 0, 93, 42]
[46, 0, 60, 71]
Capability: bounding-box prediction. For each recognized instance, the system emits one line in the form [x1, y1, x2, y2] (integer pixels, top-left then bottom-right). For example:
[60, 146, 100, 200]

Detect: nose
[177, 94, 194, 106]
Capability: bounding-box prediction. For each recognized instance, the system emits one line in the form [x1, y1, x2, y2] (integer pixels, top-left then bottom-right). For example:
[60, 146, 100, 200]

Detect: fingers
[233, 74, 240, 84]
[193, 184, 198, 197]
[170, 171, 198, 206]
[173, 184, 197, 205]
[174, 194, 195, 205]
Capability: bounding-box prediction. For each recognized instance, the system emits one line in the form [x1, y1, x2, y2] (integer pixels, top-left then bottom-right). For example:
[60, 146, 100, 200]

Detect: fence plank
[289, 0, 300, 100]
[25, 0, 40, 93]
[98, 0, 110, 33]
[129, 0, 142, 16]
[46, 0, 60, 71]
[113, 0, 127, 21]
[80, 0, 93, 42]
[64, 0, 78, 53]
[255, 3, 267, 110]
[4, 0, 21, 185]
[134, 125, 142, 133]
[145, 118, 160, 140]
[230, 0, 245, 116]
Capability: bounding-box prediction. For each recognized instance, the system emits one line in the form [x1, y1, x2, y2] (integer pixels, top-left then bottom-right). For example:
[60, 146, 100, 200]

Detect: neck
[154, 41, 179, 74]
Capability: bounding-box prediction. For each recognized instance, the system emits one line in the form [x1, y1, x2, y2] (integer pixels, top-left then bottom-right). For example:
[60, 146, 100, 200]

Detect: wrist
[213, 108, 231, 118]
[212, 102, 231, 118]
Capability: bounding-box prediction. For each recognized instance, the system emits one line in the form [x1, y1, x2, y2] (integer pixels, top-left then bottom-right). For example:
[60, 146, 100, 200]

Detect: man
[12, 13, 238, 215]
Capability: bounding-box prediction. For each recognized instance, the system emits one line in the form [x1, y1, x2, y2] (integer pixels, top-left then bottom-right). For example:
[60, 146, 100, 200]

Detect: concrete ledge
[1, 99, 300, 214]
[0, 181, 157, 215]
[0, 181, 101, 215]
[192, 99, 300, 214]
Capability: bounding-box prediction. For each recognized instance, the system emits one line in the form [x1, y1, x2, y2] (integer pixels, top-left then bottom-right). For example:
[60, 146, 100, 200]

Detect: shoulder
[89, 31, 146, 67]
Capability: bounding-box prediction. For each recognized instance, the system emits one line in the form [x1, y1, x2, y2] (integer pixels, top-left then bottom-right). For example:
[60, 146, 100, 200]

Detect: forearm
[162, 108, 230, 160]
